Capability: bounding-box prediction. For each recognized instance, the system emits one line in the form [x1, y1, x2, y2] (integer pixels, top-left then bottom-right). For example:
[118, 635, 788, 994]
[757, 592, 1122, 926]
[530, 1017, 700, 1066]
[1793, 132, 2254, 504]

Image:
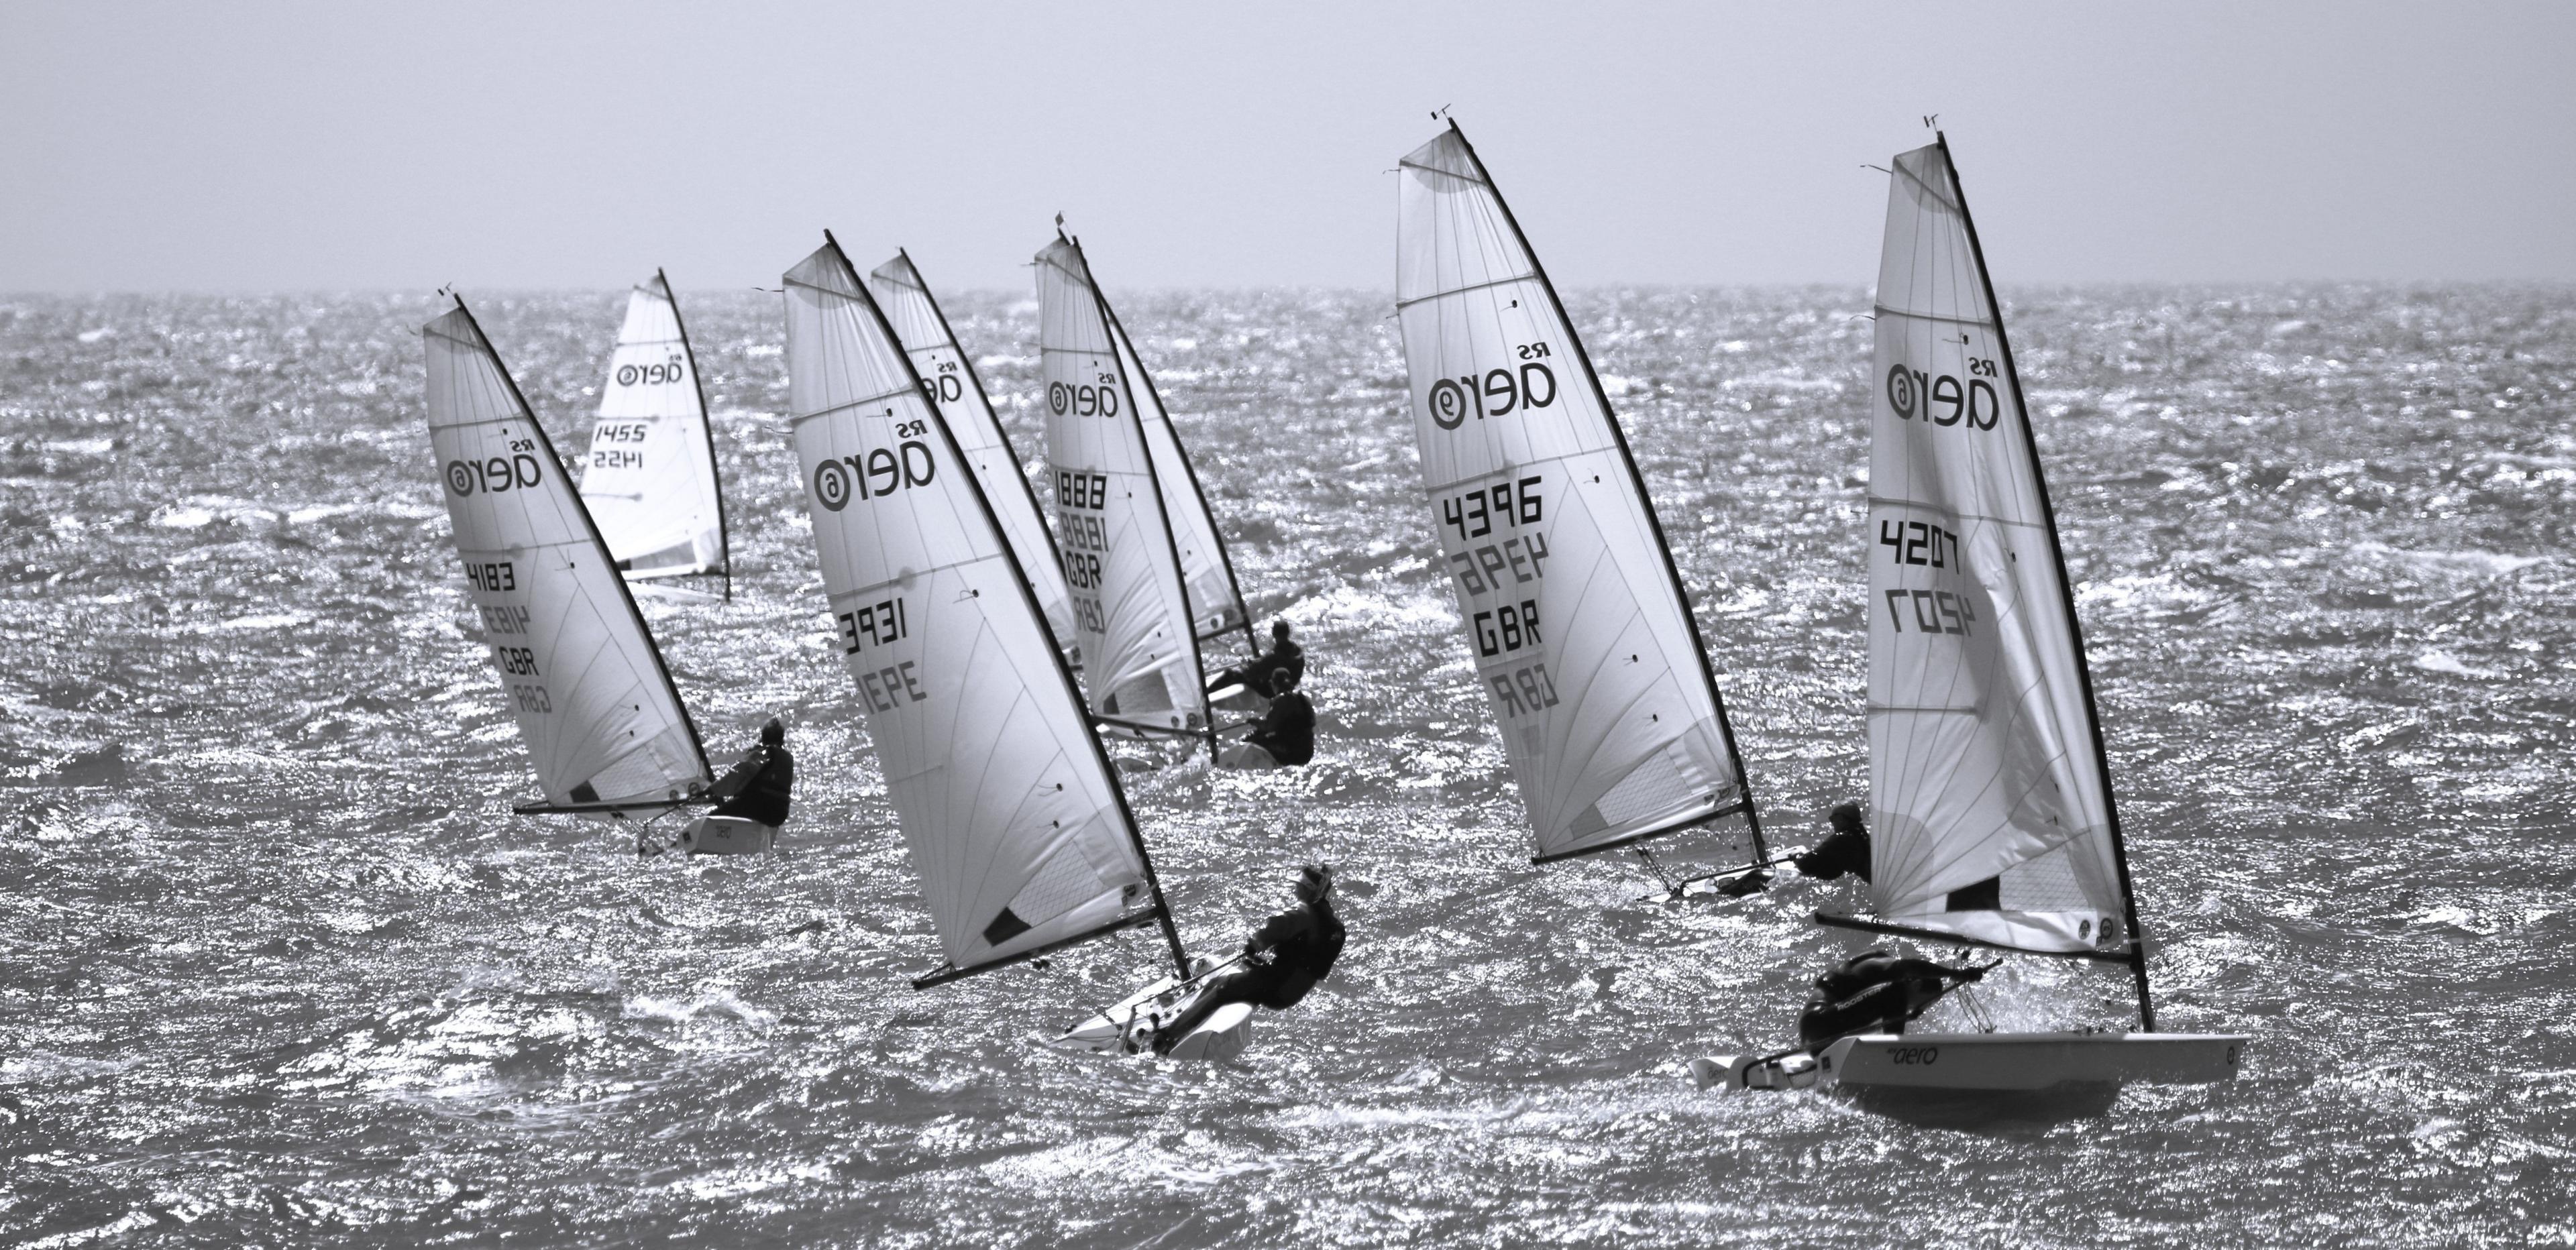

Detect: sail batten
[786, 235, 1175, 978]
[1394, 122, 1762, 865]
[423, 298, 712, 810]
[1862, 137, 2140, 974]
[578, 274, 729, 585]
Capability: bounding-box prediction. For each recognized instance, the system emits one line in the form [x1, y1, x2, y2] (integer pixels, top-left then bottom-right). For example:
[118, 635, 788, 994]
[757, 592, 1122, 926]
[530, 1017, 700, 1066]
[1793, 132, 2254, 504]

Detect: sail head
[786, 241, 1153, 973]
[1034, 237, 1210, 731]
[423, 300, 711, 809]
[579, 275, 727, 580]
[1395, 126, 1754, 862]
[1864, 141, 2127, 954]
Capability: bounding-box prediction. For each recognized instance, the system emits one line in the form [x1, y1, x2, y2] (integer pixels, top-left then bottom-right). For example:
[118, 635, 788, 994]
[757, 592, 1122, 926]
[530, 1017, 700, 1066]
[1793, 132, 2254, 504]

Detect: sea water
[2, 286, 2571, 1245]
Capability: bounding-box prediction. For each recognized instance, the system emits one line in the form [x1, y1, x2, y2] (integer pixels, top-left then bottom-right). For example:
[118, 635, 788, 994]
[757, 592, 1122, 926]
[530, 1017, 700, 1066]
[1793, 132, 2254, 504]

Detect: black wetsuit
[1156, 895, 1346, 1047]
[1245, 689, 1316, 766]
[1796, 950, 1982, 1052]
[1794, 827, 1872, 883]
[1212, 638, 1305, 697]
[710, 745, 795, 828]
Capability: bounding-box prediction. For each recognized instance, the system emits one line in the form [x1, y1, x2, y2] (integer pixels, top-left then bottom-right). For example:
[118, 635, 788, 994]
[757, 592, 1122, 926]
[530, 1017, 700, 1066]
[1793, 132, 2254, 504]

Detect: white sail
[1395, 125, 1756, 862]
[1864, 139, 2127, 954]
[786, 237, 1155, 974]
[1106, 305, 1250, 648]
[578, 273, 728, 581]
[423, 298, 712, 809]
[867, 251, 1079, 648]
[1035, 236, 1209, 734]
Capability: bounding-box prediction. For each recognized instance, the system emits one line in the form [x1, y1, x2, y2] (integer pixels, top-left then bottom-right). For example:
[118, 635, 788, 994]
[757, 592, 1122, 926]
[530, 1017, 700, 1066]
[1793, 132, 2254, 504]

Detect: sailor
[1796, 948, 1990, 1052]
[1152, 863, 1346, 1054]
[667, 717, 794, 854]
[1208, 620, 1305, 698]
[1218, 668, 1315, 769]
[1794, 799, 1872, 883]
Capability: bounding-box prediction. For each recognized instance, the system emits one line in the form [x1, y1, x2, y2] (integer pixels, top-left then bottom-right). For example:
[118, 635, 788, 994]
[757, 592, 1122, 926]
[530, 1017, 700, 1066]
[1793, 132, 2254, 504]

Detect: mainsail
[578, 272, 730, 592]
[1858, 135, 2145, 973]
[1395, 121, 1762, 864]
[786, 234, 1184, 984]
[1035, 235, 1212, 738]
[423, 297, 713, 811]
[1104, 298, 1253, 650]
[867, 250, 1079, 648]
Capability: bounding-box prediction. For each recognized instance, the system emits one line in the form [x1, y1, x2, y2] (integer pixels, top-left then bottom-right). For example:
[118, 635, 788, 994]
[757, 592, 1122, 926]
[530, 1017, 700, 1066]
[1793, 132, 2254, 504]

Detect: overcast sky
[4, 1, 2571, 292]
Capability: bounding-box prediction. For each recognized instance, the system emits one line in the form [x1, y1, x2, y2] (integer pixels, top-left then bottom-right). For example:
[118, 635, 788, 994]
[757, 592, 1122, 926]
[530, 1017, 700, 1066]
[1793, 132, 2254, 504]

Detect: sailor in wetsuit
[1219, 668, 1315, 769]
[1209, 620, 1305, 699]
[1152, 863, 1346, 1054]
[1794, 799, 1872, 883]
[671, 716, 794, 854]
[1796, 948, 1990, 1052]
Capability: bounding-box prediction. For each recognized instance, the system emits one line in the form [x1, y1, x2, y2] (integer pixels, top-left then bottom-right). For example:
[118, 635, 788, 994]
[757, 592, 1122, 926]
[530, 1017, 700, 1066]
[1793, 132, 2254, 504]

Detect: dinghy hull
[1817, 1031, 2245, 1092]
[679, 815, 773, 856]
[1052, 956, 1254, 1060]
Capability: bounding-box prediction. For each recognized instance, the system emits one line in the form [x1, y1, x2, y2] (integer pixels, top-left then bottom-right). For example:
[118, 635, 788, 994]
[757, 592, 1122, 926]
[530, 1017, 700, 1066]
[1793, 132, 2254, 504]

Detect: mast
[823, 232, 1191, 983]
[452, 295, 712, 776]
[1937, 132, 2153, 1031]
[659, 269, 732, 602]
[1096, 291, 1258, 659]
[1444, 119, 1768, 863]
[898, 247, 1070, 587]
[1065, 233, 1222, 756]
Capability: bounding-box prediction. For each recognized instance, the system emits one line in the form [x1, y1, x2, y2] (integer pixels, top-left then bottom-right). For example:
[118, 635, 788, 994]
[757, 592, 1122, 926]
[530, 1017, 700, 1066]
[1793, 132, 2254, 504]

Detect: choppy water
[3, 284, 2572, 1246]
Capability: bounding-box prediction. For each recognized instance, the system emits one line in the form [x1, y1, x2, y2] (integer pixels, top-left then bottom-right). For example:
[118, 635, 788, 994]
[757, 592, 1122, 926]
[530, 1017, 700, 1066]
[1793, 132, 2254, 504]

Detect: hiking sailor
[1217, 668, 1314, 770]
[1209, 620, 1304, 700]
[1151, 864, 1346, 1053]
[675, 716, 794, 855]
[1796, 948, 1991, 1053]
[1794, 799, 1872, 883]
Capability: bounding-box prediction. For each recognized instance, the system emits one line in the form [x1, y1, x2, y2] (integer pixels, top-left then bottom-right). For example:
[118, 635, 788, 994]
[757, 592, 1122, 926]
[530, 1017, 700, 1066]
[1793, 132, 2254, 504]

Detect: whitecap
[2412, 651, 2498, 679]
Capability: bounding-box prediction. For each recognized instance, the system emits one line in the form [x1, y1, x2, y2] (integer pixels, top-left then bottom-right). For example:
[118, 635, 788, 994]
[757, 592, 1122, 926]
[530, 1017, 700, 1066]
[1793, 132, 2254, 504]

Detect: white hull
[1701, 1031, 2243, 1098]
[1053, 956, 1254, 1061]
[1821, 1031, 2245, 1091]
[1209, 683, 1269, 716]
[679, 816, 774, 856]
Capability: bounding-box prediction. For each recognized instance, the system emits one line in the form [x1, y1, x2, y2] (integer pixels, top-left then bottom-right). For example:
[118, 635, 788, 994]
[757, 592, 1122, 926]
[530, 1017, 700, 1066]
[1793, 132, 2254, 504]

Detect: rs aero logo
[1428, 342, 1558, 431]
[616, 354, 685, 387]
[446, 449, 545, 496]
[1886, 357, 2002, 430]
[810, 440, 938, 512]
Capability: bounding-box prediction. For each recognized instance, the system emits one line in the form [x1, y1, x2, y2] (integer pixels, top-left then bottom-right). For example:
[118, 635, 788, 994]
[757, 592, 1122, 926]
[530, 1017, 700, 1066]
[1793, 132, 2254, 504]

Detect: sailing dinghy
[867, 250, 1080, 650]
[1696, 134, 2245, 1102]
[422, 296, 720, 833]
[578, 272, 732, 598]
[784, 234, 1250, 1060]
[1395, 121, 1770, 895]
[1036, 233, 1258, 752]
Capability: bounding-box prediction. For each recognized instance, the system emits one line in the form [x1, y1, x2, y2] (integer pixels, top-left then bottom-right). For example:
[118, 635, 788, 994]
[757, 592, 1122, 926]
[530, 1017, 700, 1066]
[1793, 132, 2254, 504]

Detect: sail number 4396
[1439, 474, 1542, 542]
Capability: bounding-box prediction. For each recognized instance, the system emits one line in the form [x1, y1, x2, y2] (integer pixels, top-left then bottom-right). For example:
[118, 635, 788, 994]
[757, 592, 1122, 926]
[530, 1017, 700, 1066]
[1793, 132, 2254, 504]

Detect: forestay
[786, 237, 1163, 978]
[1395, 123, 1759, 864]
[1863, 139, 2128, 954]
[579, 273, 729, 583]
[1105, 300, 1252, 648]
[423, 298, 713, 810]
[867, 251, 1079, 648]
[1035, 236, 1210, 736]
